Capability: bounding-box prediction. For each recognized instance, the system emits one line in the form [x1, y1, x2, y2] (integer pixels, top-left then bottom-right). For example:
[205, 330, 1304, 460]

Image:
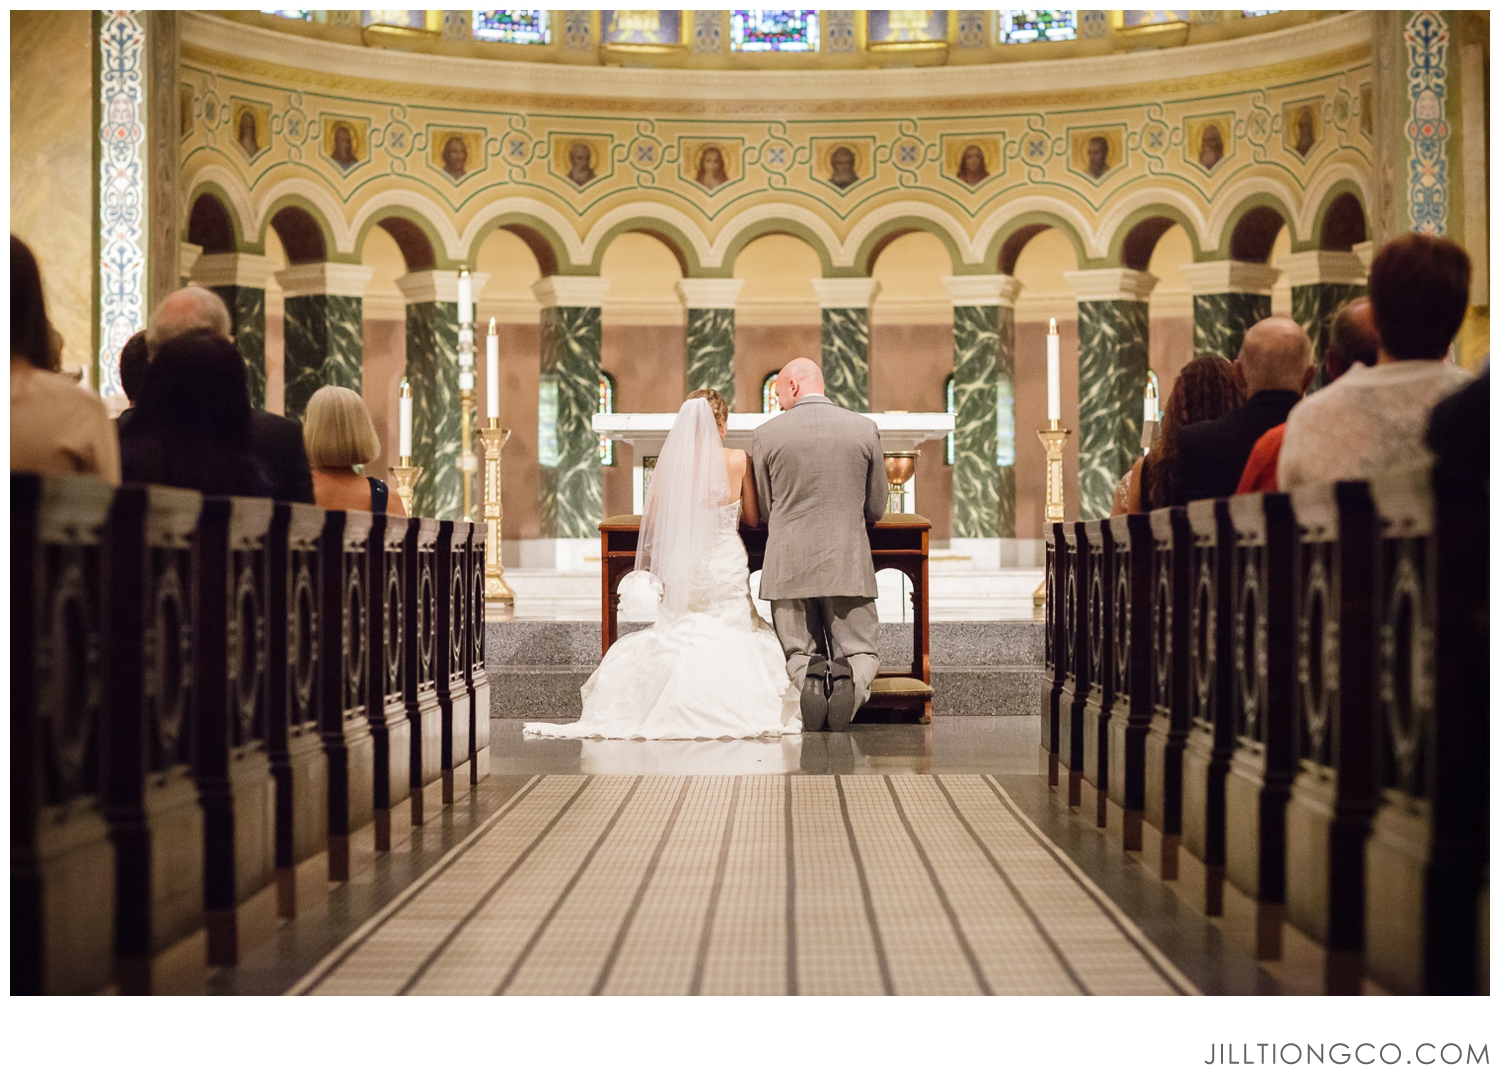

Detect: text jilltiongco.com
[1205, 1043, 1490, 1066]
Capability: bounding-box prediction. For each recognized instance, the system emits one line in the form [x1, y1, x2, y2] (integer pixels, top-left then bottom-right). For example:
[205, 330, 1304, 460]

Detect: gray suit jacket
[752, 395, 886, 600]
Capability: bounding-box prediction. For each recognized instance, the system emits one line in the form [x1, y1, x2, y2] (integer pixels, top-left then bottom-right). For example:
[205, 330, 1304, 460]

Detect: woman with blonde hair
[303, 384, 405, 515]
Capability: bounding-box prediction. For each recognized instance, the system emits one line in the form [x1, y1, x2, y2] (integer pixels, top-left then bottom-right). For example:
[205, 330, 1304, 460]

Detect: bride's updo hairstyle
[686, 387, 728, 433]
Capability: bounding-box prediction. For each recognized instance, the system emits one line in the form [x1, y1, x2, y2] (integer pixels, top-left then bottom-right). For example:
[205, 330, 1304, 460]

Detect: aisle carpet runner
[292, 774, 1195, 996]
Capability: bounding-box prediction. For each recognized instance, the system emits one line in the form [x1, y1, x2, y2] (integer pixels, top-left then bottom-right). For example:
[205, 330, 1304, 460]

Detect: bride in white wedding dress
[523, 391, 801, 741]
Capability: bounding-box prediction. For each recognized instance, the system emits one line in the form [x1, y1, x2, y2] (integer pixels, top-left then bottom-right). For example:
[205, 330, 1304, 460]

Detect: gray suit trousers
[770, 596, 880, 710]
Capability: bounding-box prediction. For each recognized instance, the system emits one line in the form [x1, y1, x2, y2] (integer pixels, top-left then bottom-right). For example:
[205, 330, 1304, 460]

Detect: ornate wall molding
[97, 10, 148, 397]
[1403, 11, 1449, 236]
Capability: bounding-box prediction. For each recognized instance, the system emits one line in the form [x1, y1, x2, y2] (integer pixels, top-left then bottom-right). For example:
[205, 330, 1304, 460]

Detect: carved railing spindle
[406, 519, 443, 824]
[368, 514, 413, 851]
[436, 521, 472, 803]
[1040, 523, 1066, 785]
[1105, 514, 1153, 851]
[467, 525, 491, 784]
[1080, 519, 1115, 828]
[1143, 506, 1191, 881]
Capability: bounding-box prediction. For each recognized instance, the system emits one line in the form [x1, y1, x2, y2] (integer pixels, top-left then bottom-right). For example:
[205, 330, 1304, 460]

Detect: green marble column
[1281, 251, 1368, 390]
[394, 270, 491, 522]
[1181, 261, 1282, 361]
[405, 301, 460, 521]
[273, 263, 374, 424]
[679, 279, 743, 406]
[191, 253, 271, 410]
[533, 277, 611, 542]
[944, 274, 1022, 540]
[1066, 269, 1157, 522]
[813, 278, 881, 413]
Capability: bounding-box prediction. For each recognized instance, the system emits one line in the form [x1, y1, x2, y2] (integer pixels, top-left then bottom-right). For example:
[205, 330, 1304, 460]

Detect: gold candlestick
[390, 457, 422, 511]
[459, 386, 476, 521]
[477, 419, 514, 616]
[1034, 418, 1071, 615]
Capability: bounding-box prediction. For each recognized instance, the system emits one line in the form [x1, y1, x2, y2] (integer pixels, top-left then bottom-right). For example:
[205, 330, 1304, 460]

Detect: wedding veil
[632, 397, 731, 618]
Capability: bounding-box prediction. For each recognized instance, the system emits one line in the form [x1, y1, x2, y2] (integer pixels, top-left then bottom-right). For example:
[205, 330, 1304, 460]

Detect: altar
[593, 411, 955, 516]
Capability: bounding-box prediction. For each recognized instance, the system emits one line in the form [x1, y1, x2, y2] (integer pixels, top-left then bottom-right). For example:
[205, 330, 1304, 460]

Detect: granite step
[486, 619, 1043, 720]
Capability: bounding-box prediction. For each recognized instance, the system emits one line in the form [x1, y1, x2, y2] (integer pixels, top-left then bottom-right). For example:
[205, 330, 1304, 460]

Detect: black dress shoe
[800, 655, 830, 732]
[826, 658, 856, 731]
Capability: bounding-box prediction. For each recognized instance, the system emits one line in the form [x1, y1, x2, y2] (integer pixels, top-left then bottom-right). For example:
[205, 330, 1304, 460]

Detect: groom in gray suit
[753, 357, 887, 730]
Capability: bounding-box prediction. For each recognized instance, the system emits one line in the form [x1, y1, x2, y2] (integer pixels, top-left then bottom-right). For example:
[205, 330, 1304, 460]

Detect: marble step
[485, 620, 1043, 720]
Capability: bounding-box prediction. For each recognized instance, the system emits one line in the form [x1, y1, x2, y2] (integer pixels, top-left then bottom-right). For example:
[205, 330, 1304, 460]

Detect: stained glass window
[762, 370, 783, 414]
[996, 10, 1076, 44]
[731, 10, 819, 52]
[598, 372, 616, 465]
[473, 10, 551, 44]
[1241, 10, 1279, 17]
[1121, 10, 1189, 28]
[996, 375, 1015, 466]
[944, 375, 955, 465]
[362, 10, 425, 28]
[262, 9, 310, 19]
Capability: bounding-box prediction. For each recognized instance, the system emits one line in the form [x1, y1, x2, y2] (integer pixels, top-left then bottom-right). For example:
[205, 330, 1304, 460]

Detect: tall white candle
[457, 267, 473, 326]
[398, 379, 413, 459]
[1046, 318, 1061, 423]
[486, 318, 500, 419]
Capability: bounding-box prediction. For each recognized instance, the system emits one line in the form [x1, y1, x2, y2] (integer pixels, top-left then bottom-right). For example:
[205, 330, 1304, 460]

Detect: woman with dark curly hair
[118, 328, 273, 498]
[1112, 354, 1243, 514]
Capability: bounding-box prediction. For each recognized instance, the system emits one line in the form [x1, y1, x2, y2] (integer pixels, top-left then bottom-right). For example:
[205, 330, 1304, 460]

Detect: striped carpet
[291, 774, 1195, 996]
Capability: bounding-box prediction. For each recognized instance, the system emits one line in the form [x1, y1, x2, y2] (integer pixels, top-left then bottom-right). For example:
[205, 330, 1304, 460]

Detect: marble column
[942, 275, 1023, 548]
[192, 252, 271, 408]
[1279, 251, 1368, 390]
[533, 277, 611, 557]
[812, 278, 881, 413]
[394, 270, 490, 521]
[677, 278, 744, 406]
[273, 263, 374, 425]
[1180, 261, 1282, 361]
[1064, 268, 1158, 522]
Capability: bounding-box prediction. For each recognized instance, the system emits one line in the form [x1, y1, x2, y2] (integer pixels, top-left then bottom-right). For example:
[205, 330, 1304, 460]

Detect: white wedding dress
[523, 500, 800, 740]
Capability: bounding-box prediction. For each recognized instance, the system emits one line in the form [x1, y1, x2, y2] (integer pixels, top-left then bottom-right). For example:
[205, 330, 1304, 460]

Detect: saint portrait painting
[330, 123, 360, 169]
[566, 141, 597, 186]
[956, 144, 989, 186]
[441, 134, 468, 179]
[695, 144, 729, 190]
[236, 107, 261, 159]
[828, 145, 859, 190]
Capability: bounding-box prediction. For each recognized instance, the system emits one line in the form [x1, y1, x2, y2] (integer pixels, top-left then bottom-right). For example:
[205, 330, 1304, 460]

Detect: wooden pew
[1364, 465, 1488, 994]
[1284, 481, 1376, 992]
[1080, 519, 1115, 828]
[1223, 492, 1297, 961]
[104, 484, 208, 993]
[1179, 498, 1234, 915]
[194, 497, 277, 966]
[436, 520, 472, 801]
[1142, 506, 1191, 880]
[12, 474, 118, 995]
[1055, 522, 1088, 807]
[466, 525, 491, 783]
[267, 502, 328, 917]
[1105, 513, 1154, 852]
[1040, 522, 1067, 785]
[368, 514, 413, 851]
[405, 518, 443, 823]
[318, 509, 376, 882]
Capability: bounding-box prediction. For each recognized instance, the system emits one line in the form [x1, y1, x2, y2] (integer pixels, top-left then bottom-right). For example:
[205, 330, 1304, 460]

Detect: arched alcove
[732, 234, 823, 415]
[1228, 205, 1286, 264]
[1320, 192, 1368, 251]
[268, 205, 327, 265]
[1120, 216, 1178, 272]
[1146, 223, 1196, 402]
[374, 216, 436, 272]
[187, 193, 236, 254]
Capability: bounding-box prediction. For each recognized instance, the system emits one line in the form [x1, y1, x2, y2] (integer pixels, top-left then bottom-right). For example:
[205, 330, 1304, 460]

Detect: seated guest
[146, 285, 315, 503]
[1172, 316, 1311, 504]
[119, 329, 274, 498]
[9, 235, 120, 484]
[303, 385, 406, 516]
[1237, 297, 1379, 494]
[114, 331, 149, 435]
[1112, 354, 1242, 514]
[1279, 234, 1474, 490]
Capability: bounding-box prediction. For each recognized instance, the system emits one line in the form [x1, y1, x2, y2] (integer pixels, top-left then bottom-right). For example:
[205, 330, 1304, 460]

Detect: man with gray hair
[1172, 315, 1313, 504]
[146, 285, 234, 352]
[129, 285, 314, 503]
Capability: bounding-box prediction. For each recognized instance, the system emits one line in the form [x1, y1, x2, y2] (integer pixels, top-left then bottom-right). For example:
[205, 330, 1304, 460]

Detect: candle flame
[1048, 317, 1058, 334]
[399, 378, 411, 396]
[488, 317, 498, 334]
[460, 265, 470, 277]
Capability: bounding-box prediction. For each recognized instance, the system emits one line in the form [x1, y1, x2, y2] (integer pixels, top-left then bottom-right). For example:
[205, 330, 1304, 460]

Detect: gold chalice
[884, 452, 918, 515]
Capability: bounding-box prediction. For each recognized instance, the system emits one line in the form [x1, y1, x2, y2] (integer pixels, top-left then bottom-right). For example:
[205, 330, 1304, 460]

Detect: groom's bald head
[775, 357, 824, 410]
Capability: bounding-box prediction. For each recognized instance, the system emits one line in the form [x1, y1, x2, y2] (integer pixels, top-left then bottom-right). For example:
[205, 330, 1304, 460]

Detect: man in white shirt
[1279, 233, 1474, 491]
